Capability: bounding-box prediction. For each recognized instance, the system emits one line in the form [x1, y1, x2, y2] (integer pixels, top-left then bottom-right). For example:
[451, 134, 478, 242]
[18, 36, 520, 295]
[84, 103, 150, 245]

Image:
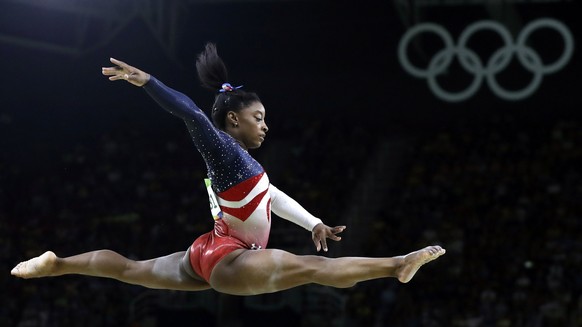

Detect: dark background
[1, 0, 580, 326]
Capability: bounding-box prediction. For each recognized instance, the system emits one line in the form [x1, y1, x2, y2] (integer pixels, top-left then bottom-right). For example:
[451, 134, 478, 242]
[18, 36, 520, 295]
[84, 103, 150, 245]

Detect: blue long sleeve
[143, 77, 225, 156]
[142, 76, 265, 193]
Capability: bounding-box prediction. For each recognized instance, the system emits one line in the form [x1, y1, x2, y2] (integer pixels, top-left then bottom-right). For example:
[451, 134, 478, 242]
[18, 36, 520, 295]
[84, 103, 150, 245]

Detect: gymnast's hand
[101, 58, 150, 87]
[312, 223, 346, 252]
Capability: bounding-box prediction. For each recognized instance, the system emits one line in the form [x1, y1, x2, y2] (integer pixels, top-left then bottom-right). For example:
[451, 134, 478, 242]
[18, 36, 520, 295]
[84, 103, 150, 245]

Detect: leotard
[143, 77, 321, 282]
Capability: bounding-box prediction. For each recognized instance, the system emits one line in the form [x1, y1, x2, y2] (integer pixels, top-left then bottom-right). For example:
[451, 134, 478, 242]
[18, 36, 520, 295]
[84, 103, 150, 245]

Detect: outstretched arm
[269, 184, 346, 252]
[101, 58, 212, 124]
[101, 58, 229, 160]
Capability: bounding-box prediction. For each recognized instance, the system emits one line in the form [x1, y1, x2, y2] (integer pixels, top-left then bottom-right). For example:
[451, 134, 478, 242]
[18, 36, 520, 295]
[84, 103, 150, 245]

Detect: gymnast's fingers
[312, 231, 326, 252]
[109, 57, 130, 69]
[101, 66, 123, 76]
[332, 225, 346, 236]
[313, 229, 329, 252]
[108, 74, 127, 81]
[328, 233, 341, 242]
[319, 235, 328, 252]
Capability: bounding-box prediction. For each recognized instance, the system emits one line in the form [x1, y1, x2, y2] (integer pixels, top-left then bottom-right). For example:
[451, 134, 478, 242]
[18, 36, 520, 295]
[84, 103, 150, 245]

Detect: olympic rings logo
[398, 18, 574, 102]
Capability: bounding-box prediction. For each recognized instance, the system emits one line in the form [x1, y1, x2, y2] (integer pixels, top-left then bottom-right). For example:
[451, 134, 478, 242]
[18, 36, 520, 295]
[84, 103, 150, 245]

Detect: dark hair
[196, 43, 261, 130]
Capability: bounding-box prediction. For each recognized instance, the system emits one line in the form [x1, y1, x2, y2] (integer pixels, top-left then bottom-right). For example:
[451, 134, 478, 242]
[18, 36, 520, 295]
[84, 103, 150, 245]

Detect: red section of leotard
[218, 172, 264, 201]
[189, 219, 248, 282]
[220, 188, 269, 222]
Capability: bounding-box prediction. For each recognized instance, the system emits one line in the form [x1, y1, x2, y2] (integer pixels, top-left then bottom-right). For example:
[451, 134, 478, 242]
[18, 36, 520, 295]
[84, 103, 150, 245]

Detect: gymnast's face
[228, 101, 269, 150]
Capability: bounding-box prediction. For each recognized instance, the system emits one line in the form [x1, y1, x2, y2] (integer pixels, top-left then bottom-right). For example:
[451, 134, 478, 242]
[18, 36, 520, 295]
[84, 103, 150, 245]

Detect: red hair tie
[219, 83, 243, 93]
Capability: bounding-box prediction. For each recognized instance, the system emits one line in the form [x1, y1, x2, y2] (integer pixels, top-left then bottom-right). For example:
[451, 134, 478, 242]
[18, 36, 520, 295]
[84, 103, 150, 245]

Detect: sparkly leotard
[144, 77, 271, 281]
[143, 77, 322, 282]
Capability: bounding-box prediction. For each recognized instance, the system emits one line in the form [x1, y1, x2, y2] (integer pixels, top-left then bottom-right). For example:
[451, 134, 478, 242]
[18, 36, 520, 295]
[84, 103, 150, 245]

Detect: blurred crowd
[2, 118, 210, 326]
[2, 113, 581, 327]
[353, 115, 581, 327]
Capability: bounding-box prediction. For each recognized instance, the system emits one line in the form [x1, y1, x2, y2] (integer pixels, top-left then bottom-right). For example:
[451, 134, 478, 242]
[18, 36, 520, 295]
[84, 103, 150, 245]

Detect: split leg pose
[12, 246, 444, 295]
[12, 43, 445, 295]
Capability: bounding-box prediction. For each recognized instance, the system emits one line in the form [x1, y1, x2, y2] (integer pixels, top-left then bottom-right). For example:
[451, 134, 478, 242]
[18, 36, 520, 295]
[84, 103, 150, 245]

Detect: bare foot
[396, 245, 445, 283]
[11, 251, 58, 279]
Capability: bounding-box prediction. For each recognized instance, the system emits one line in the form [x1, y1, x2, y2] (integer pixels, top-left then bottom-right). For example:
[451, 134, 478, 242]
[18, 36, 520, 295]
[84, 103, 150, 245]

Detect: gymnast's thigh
[128, 251, 211, 291]
[209, 249, 319, 295]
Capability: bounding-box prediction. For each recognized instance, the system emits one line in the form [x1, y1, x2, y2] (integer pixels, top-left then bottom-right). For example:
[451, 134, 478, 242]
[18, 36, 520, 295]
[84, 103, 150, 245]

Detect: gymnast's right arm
[102, 58, 150, 87]
[102, 58, 208, 122]
[102, 58, 222, 149]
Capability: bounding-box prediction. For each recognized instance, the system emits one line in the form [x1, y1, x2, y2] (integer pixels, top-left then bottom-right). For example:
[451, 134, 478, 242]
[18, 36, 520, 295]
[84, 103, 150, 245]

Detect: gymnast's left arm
[269, 184, 346, 252]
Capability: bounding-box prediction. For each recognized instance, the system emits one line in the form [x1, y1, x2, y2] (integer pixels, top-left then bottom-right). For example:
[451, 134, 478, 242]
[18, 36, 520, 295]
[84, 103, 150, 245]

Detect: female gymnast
[11, 43, 445, 296]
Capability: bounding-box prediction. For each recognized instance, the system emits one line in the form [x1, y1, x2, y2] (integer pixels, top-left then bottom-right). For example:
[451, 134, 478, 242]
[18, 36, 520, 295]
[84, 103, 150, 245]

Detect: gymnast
[11, 43, 445, 295]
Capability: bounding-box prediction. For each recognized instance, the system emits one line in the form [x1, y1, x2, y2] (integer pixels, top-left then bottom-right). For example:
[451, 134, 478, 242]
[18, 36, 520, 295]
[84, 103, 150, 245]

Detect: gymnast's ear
[226, 111, 239, 127]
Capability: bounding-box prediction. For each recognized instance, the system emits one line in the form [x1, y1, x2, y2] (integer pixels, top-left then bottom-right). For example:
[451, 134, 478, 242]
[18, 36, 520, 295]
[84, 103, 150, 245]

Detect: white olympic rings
[398, 18, 574, 102]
